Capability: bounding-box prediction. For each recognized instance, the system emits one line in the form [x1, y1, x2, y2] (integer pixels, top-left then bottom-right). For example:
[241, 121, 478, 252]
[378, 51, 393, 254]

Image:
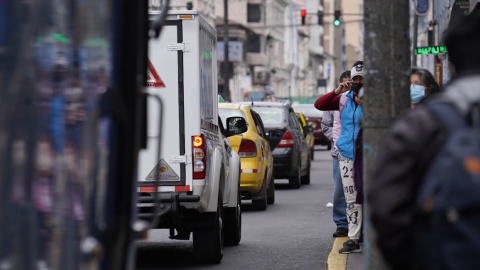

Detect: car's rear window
[292, 106, 324, 117]
[218, 108, 247, 127]
[252, 107, 285, 125]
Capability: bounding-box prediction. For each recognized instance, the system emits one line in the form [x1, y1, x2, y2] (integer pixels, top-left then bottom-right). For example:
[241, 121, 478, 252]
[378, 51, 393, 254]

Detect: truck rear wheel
[252, 177, 267, 210]
[225, 182, 242, 246]
[193, 193, 224, 263]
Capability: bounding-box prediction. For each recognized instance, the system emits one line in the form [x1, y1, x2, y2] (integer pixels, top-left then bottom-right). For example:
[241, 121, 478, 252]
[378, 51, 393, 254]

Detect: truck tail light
[277, 130, 294, 147]
[192, 135, 206, 179]
[238, 139, 257, 158]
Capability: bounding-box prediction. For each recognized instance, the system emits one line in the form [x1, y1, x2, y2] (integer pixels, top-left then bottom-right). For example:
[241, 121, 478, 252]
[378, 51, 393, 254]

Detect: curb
[325, 237, 348, 270]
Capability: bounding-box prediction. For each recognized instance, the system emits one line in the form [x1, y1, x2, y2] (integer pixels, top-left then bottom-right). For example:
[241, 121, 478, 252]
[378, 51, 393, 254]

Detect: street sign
[415, 0, 429, 16]
[414, 46, 448, 55]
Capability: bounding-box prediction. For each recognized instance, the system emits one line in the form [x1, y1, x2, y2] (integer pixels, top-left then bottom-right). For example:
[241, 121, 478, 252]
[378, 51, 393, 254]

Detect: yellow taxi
[296, 112, 315, 160]
[219, 103, 274, 210]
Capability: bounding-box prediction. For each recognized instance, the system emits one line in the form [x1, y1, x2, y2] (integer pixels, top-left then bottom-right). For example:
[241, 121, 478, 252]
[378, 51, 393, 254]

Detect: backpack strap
[426, 100, 466, 133]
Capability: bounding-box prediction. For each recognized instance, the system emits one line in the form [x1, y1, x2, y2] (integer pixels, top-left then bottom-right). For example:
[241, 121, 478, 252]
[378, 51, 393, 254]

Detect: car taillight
[238, 139, 257, 158]
[192, 135, 206, 179]
[277, 130, 294, 147]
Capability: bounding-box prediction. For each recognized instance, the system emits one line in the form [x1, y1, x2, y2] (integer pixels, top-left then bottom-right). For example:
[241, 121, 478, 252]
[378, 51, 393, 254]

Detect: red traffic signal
[301, 9, 306, 25]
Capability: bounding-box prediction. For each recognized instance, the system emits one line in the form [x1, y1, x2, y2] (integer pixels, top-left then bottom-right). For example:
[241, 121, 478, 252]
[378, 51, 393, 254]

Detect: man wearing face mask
[314, 61, 364, 253]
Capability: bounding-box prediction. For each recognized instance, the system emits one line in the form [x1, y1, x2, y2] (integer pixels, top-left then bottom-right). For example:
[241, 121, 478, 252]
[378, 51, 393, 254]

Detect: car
[136, 11, 242, 263]
[296, 112, 315, 160]
[291, 104, 331, 149]
[219, 103, 275, 210]
[237, 102, 310, 188]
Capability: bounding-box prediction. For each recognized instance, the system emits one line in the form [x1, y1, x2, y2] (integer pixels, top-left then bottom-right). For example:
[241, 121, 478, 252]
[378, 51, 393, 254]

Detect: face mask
[410, 84, 425, 103]
[351, 82, 363, 94]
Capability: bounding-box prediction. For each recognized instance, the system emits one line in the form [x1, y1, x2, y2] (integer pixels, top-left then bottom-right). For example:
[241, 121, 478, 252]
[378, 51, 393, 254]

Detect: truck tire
[267, 174, 275, 204]
[288, 167, 301, 189]
[301, 161, 311, 185]
[252, 177, 267, 210]
[225, 182, 242, 246]
[193, 193, 224, 263]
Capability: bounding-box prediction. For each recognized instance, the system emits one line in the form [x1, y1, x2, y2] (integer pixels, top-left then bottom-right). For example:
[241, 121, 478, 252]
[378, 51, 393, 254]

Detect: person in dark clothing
[368, 14, 480, 270]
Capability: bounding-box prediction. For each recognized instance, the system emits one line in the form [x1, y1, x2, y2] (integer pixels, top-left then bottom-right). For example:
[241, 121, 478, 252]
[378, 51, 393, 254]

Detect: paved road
[136, 147, 336, 270]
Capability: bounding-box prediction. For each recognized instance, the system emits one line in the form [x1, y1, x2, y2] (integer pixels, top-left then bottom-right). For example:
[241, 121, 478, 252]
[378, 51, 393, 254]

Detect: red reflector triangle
[147, 58, 166, 88]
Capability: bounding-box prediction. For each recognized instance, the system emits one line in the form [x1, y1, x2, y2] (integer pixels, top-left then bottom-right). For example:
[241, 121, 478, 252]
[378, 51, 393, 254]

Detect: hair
[444, 14, 480, 75]
[352, 61, 363, 67]
[411, 68, 440, 95]
[339, 70, 351, 83]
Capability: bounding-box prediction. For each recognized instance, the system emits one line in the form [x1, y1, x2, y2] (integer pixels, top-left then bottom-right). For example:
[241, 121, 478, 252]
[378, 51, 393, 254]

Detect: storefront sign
[414, 46, 448, 55]
[449, 0, 470, 29]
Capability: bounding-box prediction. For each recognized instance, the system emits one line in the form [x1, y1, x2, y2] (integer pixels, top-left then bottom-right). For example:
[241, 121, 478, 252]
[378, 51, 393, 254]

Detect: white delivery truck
[137, 10, 243, 263]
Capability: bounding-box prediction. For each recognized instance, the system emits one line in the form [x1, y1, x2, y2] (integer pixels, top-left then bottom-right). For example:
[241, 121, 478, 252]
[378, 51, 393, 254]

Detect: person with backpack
[315, 62, 365, 253]
[368, 14, 480, 270]
[321, 70, 351, 238]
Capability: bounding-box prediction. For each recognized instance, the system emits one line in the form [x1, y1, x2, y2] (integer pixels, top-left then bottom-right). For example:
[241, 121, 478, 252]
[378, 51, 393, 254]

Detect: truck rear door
[138, 19, 187, 189]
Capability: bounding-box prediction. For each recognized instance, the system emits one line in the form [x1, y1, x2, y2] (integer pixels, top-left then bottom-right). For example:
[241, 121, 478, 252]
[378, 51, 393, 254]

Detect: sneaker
[333, 227, 348, 238]
[339, 239, 361, 254]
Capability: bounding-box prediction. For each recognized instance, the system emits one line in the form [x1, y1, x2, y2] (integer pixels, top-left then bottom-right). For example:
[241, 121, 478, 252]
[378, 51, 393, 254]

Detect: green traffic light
[334, 20, 341, 26]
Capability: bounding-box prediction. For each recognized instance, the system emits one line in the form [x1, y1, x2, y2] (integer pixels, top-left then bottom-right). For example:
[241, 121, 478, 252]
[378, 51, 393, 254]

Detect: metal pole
[363, 0, 410, 269]
[412, 13, 418, 67]
[223, 0, 231, 101]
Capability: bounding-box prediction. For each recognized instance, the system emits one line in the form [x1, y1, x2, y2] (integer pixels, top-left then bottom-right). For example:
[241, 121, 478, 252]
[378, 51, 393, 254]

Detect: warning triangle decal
[147, 58, 166, 88]
[145, 159, 180, 181]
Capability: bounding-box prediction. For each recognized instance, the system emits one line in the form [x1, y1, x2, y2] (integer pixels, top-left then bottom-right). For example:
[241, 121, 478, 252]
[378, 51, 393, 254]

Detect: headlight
[311, 123, 317, 128]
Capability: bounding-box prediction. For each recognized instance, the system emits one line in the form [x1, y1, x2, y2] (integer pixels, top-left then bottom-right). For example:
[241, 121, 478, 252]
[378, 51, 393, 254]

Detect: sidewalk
[325, 237, 365, 270]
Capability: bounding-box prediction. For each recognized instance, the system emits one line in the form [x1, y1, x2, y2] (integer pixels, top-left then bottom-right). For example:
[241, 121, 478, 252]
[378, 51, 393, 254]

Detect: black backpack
[414, 101, 480, 270]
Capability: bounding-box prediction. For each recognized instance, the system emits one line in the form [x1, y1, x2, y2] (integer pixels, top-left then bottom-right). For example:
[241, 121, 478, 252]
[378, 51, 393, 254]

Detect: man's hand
[334, 81, 352, 95]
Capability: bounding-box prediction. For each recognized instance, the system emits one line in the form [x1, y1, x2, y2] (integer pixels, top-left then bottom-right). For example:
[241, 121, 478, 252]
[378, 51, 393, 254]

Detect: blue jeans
[332, 156, 348, 229]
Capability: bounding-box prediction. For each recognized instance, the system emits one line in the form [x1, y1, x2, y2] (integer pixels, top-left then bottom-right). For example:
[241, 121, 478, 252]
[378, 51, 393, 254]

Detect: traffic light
[318, 11, 323, 25]
[334, 10, 341, 27]
[301, 9, 307, 25]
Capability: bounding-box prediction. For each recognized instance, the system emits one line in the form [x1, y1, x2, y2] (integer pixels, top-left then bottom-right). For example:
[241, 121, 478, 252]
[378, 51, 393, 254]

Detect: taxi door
[250, 110, 273, 181]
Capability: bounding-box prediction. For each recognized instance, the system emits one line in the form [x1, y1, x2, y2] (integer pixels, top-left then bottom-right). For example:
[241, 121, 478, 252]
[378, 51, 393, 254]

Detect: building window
[247, 33, 261, 53]
[248, 4, 262, 22]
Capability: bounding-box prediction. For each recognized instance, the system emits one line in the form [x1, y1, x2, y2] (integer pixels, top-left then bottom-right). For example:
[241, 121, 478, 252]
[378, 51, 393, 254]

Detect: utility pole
[363, 0, 410, 269]
[412, 13, 418, 66]
[223, 0, 231, 101]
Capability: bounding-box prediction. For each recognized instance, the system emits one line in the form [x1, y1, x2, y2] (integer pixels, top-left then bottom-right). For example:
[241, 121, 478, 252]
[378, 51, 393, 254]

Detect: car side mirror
[304, 125, 313, 133]
[226, 117, 248, 136]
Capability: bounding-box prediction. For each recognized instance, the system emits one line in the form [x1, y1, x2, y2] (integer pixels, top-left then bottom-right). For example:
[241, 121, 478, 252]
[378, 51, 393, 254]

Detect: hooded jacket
[314, 90, 363, 160]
